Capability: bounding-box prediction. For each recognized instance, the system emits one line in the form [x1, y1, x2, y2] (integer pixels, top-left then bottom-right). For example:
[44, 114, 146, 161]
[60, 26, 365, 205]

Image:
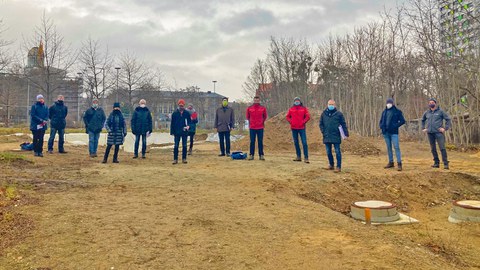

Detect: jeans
[428, 132, 448, 164]
[174, 134, 188, 160]
[32, 130, 45, 154]
[292, 129, 308, 158]
[325, 143, 342, 169]
[383, 133, 402, 163]
[188, 132, 195, 150]
[249, 129, 264, 156]
[88, 131, 100, 155]
[218, 131, 231, 155]
[134, 134, 147, 156]
[104, 144, 120, 161]
[47, 128, 65, 152]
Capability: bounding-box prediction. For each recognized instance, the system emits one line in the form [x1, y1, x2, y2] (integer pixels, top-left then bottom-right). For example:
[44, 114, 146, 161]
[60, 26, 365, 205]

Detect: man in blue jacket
[422, 98, 452, 169]
[83, 99, 106, 157]
[30, 94, 49, 157]
[379, 98, 406, 171]
[170, 99, 191, 164]
[131, 99, 153, 159]
[47, 95, 68, 154]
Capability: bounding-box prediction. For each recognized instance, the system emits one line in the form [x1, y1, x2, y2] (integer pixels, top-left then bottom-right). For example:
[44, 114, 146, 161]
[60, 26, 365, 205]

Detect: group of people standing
[29, 93, 452, 170]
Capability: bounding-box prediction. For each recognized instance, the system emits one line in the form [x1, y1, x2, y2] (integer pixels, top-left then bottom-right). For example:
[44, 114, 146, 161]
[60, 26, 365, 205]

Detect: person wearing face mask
[170, 99, 191, 164]
[421, 98, 452, 169]
[320, 99, 349, 172]
[47, 95, 68, 154]
[379, 98, 406, 171]
[131, 99, 153, 159]
[186, 103, 198, 155]
[246, 96, 267, 160]
[214, 97, 235, 157]
[286, 97, 311, 163]
[83, 98, 106, 157]
[102, 102, 127, 164]
[30, 94, 49, 157]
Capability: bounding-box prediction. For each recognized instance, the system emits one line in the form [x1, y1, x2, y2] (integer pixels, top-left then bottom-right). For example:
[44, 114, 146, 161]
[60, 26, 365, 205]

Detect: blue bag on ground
[20, 142, 34, 151]
[231, 151, 247, 160]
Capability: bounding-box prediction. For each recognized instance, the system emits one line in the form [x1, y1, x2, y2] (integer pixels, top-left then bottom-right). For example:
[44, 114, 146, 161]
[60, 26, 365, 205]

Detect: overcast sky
[1, 0, 404, 101]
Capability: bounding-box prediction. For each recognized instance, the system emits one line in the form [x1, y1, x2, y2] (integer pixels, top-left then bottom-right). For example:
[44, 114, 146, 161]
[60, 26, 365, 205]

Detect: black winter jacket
[83, 107, 106, 133]
[106, 110, 127, 145]
[170, 109, 191, 136]
[379, 106, 405, 135]
[131, 106, 153, 135]
[49, 101, 68, 129]
[319, 108, 349, 144]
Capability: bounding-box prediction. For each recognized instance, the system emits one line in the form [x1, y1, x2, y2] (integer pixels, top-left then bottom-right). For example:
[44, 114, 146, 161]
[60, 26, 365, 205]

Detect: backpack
[231, 151, 247, 160]
[20, 142, 34, 151]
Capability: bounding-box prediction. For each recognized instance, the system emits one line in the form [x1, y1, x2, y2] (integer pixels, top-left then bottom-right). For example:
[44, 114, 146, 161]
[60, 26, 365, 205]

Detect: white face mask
[386, 104, 393, 109]
[140, 104, 146, 108]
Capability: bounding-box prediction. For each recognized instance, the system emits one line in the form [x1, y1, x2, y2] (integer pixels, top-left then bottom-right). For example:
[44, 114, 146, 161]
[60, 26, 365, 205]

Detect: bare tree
[0, 20, 12, 73]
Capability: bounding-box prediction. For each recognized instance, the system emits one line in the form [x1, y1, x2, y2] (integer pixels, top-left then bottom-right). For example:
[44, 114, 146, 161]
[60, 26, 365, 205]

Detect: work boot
[397, 162, 403, 171]
[334, 168, 341, 173]
[444, 162, 449, 170]
[431, 163, 440, 168]
[293, 157, 302, 162]
[182, 159, 188, 164]
[259, 155, 265, 161]
[172, 160, 178, 165]
[248, 155, 254, 160]
[304, 158, 310, 164]
[384, 162, 394, 169]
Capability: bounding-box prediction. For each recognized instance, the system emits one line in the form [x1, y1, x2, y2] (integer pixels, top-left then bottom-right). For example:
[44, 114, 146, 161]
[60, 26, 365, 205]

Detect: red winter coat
[286, 105, 310, 130]
[246, 104, 267, 130]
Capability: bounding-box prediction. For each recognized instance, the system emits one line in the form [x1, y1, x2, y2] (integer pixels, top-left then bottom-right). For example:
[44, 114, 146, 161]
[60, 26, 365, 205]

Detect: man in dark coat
[319, 99, 349, 173]
[30, 94, 49, 157]
[379, 98, 406, 171]
[170, 99, 191, 164]
[214, 97, 235, 157]
[186, 103, 199, 155]
[131, 99, 153, 159]
[47, 95, 68, 154]
[102, 102, 127, 163]
[83, 98, 106, 157]
[421, 98, 452, 169]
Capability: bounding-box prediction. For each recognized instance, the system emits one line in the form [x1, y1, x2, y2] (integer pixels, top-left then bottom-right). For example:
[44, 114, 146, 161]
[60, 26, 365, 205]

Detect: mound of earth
[234, 110, 380, 156]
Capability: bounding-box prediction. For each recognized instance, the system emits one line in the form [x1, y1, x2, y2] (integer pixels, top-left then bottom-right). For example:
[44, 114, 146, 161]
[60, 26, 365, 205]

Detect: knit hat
[113, 102, 120, 108]
[386, 98, 394, 104]
[178, 99, 185, 106]
[429, 98, 437, 104]
[293, 97, 301, 102]
[92, 98, 99, 104]
[36, 94, 44, 100]
[187, 103, 194, 108]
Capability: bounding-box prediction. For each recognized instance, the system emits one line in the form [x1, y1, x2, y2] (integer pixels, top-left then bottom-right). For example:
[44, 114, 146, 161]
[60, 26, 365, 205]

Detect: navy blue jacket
[319, 108, 349, 144]
[170, 109, 191, 136]
[379, 106, 405, 135]
[83, 107, 106, 133]
[49, 101, 68, 129]
[131, 106, 153, 135]
[30, 101, 49, 131]
[106, 110, 127, 145]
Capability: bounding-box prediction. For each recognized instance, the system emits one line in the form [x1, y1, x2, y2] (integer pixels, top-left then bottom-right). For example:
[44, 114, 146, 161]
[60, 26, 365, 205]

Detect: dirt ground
[1, 133, 480, 270]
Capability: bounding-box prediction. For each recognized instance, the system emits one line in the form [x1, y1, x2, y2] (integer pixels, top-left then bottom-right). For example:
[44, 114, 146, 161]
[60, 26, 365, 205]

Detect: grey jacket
[214, 106, 235, 132]
[421, 107, 452, 134]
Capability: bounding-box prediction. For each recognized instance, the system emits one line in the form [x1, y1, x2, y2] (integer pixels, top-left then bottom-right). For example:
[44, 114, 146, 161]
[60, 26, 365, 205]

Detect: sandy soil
[0, 134, 480, 270]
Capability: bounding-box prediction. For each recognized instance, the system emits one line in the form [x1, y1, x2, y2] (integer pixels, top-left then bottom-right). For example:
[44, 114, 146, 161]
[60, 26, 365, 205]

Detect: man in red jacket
[286, 97, 311, 163]
[246, 96, 268, 160]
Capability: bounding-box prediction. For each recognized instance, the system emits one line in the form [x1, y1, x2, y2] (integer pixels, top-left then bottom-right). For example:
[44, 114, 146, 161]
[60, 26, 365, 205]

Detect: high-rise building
[439, 0, 478, 56]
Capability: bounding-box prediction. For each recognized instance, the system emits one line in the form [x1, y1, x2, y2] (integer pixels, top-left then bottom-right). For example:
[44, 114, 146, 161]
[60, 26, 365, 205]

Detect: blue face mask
[328, 105, 335, 111]
[294, 101, 301, 106]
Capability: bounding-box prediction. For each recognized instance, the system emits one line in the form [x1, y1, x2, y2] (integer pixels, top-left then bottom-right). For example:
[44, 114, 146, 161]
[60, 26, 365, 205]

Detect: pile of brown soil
[234, 110, 380, 156]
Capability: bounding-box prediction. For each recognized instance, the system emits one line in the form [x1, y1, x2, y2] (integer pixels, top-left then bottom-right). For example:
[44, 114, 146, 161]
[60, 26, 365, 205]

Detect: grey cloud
[219, 8, 278, 34]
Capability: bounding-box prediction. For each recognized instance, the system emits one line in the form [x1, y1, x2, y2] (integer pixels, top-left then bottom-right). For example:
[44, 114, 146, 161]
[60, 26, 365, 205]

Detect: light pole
[77, 72, 83, 124]
[212, 80, 217, 93]
[115, 67, 121, 102]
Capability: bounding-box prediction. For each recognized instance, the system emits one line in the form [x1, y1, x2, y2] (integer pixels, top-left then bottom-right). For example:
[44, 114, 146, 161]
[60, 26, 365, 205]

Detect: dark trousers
[292, 129, 308, 158]
[428, 132, 448, 164]
[325, 143, 342, 169]
[188, 132, 195, 150]
[174, 134, 188, 160]
[104, 144, 120, 161]
[32, 130, 45, 154]
[218, 131, 231, 155]
[249, 129, 264, 156]
[47, 128, 65, 152]
[134, 134, 147, 156]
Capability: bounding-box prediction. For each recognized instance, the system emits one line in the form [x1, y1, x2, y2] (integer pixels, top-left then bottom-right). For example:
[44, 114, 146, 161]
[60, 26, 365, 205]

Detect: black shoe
[397, 162, 403, 171]
[226, 153, 231, 157]
[133, 155, 138, 159]
[182, 159, 188, 164]
[444, 163, 449, 170]
[93, 154, 98, 158]
[304, 159, 310, 164]
[188, 149, 192, 155]
[218, 154, 225, 157]
[142, 156, 146, 159]
[59, 151, 67, 154]
[113, 160, 119, 163]
[293, 157, 302, 162]
[102, 159, 107, 163]
[324, 166, 334, 170]
[432, 163, 440, 168]
[172, 160, 178, 165]
[38, 152, 44, 157]
[384, 162, 394, 169]
[259, 155, 265, 161]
